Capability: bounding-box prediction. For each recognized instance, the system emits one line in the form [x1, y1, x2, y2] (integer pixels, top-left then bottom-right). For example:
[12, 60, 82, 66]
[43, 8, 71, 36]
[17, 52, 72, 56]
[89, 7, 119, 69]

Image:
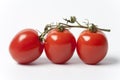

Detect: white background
[0, 0, 120, 80]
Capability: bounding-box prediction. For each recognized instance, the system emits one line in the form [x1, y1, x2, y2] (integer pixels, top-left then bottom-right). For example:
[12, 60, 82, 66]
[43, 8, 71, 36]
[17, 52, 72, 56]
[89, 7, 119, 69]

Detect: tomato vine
[40, 16, 110, 41]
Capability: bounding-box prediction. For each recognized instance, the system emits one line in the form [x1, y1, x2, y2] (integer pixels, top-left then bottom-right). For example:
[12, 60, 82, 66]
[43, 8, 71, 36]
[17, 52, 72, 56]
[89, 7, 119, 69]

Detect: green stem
[59, 23, 110, 32]
[39, 28, 54, 41]
[75, 20, 81, 26]
[97, 28, 110, 32]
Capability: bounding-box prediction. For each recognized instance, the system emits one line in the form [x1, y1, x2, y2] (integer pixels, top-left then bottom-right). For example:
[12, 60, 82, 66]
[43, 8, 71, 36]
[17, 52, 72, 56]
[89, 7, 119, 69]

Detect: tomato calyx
[88, 24, 98, 33]
[56, 23, 65, 32]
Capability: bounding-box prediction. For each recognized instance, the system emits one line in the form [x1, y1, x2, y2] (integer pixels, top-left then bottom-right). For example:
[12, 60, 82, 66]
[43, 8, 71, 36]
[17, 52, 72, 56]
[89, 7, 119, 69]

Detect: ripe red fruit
[77, 30, 108, 65]
[9, 29, 44, 64]
[44, 29, 76, 64]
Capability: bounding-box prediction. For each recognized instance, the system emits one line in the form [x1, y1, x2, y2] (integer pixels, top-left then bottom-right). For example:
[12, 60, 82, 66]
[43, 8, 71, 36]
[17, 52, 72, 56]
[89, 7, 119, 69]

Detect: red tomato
[9, 29, 44, 64]
[45, 29, 76, 64]
[77, 30, 108, 65]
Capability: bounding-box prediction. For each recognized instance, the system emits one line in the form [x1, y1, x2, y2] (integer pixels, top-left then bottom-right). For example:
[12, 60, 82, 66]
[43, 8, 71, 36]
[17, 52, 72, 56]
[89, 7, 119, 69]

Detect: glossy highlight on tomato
[9, 29, 44, 64]
[45, 29, 76, 64]
[77, 30, 108, 65]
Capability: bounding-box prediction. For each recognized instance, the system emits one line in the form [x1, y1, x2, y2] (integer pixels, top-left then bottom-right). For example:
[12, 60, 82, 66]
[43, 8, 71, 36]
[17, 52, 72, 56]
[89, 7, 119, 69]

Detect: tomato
[9, 29, 44, 64]
[44, 29, 76, 64]
[77, 30, 108, 65]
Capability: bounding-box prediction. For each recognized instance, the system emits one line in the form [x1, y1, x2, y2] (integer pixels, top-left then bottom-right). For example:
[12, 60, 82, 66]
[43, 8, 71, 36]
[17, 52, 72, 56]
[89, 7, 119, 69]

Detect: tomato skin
[45, 29, 76, 64]
[77, 30, 108, 65]
[9, 29, 44, 64]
